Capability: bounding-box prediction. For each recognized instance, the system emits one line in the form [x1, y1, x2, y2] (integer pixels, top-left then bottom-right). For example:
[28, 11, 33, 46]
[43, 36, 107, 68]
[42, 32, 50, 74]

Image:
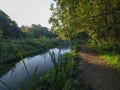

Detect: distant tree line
[21, 24, 56, 38]
[0, 10, 56, 39]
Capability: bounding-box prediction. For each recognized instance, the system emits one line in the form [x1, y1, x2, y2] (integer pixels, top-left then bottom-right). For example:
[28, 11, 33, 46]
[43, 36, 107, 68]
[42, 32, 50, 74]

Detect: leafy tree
[49, 0, 120, 47]
[0, 10, 22, 39]
[21, 24, 56, 38]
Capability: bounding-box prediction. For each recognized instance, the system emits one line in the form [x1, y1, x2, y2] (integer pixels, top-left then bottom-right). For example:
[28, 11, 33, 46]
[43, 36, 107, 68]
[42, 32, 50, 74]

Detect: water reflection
[0, 48, 71, 90]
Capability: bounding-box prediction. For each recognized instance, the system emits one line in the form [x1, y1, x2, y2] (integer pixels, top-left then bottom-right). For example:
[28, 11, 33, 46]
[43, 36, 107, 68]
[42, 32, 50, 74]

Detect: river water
[0, 47, 71, 90]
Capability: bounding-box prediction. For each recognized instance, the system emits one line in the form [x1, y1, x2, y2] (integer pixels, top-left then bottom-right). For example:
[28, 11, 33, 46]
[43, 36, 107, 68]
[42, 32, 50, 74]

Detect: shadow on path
[78, 44, 120, 90]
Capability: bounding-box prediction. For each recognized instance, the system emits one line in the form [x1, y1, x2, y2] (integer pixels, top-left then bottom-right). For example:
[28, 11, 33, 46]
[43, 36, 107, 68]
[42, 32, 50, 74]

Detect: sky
[0, 0, 53, 28]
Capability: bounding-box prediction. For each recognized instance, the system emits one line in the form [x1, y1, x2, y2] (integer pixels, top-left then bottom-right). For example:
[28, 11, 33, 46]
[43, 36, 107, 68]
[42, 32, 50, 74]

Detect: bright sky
[0, 0, 53, 28]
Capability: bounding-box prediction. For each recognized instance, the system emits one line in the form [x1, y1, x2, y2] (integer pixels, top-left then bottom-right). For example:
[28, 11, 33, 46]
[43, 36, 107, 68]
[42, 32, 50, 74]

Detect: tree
[49, 0, 120, 46]
[21, 24, 56, 38]
[0, 30, 3, 38]
[0, 10, 22, 39]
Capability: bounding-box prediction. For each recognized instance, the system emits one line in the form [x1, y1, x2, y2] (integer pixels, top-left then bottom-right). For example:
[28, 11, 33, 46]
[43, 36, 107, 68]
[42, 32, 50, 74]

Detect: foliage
[0, 52, 38, 90]
[0, 10, 22, 39]
[0, 9, 57, 39]
[71, 39, 81, 52]
[84, 39, 120, 71]
[38, 51, 88, 90]
[49, 0, 120, 73]
[0, 38, 62, 70]
[21, 24, 57, 38]
[100, 53, 120, 71]
[49, 0, 120, 46]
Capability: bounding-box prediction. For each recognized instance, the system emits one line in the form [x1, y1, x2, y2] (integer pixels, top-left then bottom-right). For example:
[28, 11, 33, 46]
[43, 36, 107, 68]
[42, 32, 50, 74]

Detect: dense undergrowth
[0, 37, 62, 69]
[83, 40, 120, 71]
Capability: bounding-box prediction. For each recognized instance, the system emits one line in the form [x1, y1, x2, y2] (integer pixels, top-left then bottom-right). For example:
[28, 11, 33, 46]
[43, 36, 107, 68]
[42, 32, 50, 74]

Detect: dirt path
[77, 44, 120, 90]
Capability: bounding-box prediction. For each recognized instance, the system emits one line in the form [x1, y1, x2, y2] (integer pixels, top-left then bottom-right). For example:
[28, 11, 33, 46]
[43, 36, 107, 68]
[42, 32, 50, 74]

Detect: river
[0, 47, 71, 90]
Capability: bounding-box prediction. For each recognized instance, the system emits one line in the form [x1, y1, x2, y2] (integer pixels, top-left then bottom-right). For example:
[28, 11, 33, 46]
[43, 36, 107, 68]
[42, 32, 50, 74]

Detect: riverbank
[35, 40, 89, 90]
[36, 51, 89, 90]
[0, 39, 89, 90]
[0, 47, 71, 90]
[0, 37, 63, 72]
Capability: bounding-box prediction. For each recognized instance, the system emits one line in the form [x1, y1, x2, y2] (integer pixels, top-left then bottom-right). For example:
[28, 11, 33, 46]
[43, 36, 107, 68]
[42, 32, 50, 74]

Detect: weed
[38, 50, 88, 90]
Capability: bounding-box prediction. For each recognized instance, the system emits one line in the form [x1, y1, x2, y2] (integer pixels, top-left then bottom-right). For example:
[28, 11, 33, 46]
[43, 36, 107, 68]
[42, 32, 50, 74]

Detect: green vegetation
[0, 38, 61, 69]
[83, 40, 120, 71]
[0, 0, 120, 89]
[49, 0, 120, 71]
[0, 10, 22, 39]
[71, 39, 81, 52]
[37, 50, 88, 90]
[0, 10, 56, 39]
[0, 40, 89, 90]
[0, 9, 59, 72]
[0, 50, 88, 90]
[0, 52, 39, 90]
[21, 24, 57, 39]
[50, 0, 120, 43]
[101, 54, 120, 71]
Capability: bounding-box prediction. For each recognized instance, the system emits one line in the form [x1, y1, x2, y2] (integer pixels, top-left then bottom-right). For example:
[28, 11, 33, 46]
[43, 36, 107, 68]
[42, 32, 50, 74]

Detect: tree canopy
[49, 0, 120, 46]
[21, 24, 56, 38]
[0, 10, 22, 39]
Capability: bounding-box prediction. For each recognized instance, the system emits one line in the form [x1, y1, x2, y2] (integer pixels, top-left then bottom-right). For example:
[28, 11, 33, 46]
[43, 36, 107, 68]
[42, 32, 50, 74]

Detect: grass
[0, 39, 89, 90]
[37, 49, 89, 90]
[100, 54, 120, 69]
[83, 40, 120, 71]
[0, 52, 38, 90]
[0, 50, 86, 90]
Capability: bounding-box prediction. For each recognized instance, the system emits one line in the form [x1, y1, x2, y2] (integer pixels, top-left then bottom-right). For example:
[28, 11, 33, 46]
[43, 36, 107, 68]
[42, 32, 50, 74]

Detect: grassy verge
[83, 40, 120, 71]
[0, 37, 62, 70]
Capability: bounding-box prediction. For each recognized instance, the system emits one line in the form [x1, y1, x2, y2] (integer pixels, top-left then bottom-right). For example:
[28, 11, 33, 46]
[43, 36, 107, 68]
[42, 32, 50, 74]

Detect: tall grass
[100, 53, 120, 71]
[0, 52, 38, 90]
[37, 50, 89, 90]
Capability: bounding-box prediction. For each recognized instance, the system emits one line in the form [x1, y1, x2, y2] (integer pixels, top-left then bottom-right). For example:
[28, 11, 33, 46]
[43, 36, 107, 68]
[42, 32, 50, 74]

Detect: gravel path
[77, 44, 120, 90]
